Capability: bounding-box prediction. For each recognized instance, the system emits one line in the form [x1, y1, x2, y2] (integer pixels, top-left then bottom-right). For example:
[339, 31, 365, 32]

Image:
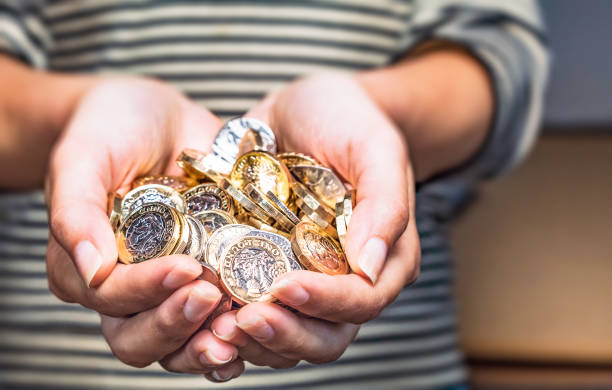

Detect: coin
[276, 152, 319, 168]
[265, 190, 300, 226]
[244, 183, 296, 232]
[219, 236, 290, 305]
[230, 151, 291, 203]
[132, 175, 197, 193]
[246, 230, 303, 272]
[291, 221, 348, 275]
[121, 184, 186, 221]
[116, 203, 183, 264]
[108, 193, 122, 232]
[206, 224, 254, 271]
[343, 189, 356, 227]
[292, 182, 335, 225]
[177, 148, 229, 182]
[184, 183, 234, 215]
[248, 216, 291, 239]
[212, 117, 277, 169]
[193, 209, 238, 236]
[219, 178, 275, 225]
[289, 165, 345, 209]
[183, 215, 207, 262]
[335, 202, 348, 251]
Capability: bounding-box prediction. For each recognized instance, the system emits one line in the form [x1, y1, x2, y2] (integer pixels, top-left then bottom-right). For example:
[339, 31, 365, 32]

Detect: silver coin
[245, 230, 303, 272]
[211, 117, 277, 169]
[183, 215, 207, 263]
[121, 184, 185, 220]
[206, 224, 254, 271]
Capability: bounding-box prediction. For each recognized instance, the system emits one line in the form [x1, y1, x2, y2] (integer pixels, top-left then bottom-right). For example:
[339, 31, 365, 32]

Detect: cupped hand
[44, 78, 241, 376]
[211, 73, 421, 368]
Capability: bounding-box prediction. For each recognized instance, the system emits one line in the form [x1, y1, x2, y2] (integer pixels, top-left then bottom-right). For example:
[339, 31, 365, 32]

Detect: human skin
[0, 42, 491, 381]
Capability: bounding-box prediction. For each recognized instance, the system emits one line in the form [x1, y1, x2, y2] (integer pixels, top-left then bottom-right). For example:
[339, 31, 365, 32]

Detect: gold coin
[335, 189, 355, 251]
[289, 165, 346, 209]
[299, 213, 337, 238]
[116, 202, 183, 264]
[292, 182, 335, 225]
[244, 183, 296, 232]
[291, 221, 348, 275]
[193, 209, 238, 236]
[219, 179, 275, 225]
[343, 189, 356, 227]
[177, 149, 227, 183]
[247, 216, 291, 239]
[229, 151, 291, 203]
[219, 236, 290, 305]
[276, 152, 319, 168]
[121, 184, 186, 221]
[265, 190, 300, 225]
[132, 175, 197, 193]
[108, 193, 123, 232]
[184, 183, 234, 215]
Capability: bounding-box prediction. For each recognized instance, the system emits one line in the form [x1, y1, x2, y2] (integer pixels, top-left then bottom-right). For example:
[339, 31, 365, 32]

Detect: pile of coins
[109, 117, 355, 320]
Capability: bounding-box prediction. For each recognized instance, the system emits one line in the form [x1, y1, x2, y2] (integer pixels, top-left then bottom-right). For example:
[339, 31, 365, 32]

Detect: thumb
[343, 130, 412, 285]
[46, 138, 118, 288]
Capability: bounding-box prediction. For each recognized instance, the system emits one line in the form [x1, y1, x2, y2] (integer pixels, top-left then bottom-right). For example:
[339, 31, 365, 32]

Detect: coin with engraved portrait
[184, 183, 234, 215]
[230, 151, 291, 203]
[246, 230, 303, 272]
[206, 224, 254, 271]
[291, 221, 348, 275]
[132, 175, 197, 193]
[193, 209, 238, 236]
[213, 117, 277, 169]
[116, 203, 183, 264]
[121, 184, 186, 221]
[219, 236, 290, 305]
[289, 165, 346, 209]
[277, 152, 319, 169]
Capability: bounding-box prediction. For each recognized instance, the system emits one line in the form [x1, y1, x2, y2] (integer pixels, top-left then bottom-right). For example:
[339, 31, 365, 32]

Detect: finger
[47, 133, 119, 287]
[270, 225, 420, 323]
[236, 302, 358, 364]
[204, 359, 245, 383]
[101, 280, 221, 368]
[210, 311, 298, 368]
[47, 238, 203, 317]
[160, 330, 238, 374]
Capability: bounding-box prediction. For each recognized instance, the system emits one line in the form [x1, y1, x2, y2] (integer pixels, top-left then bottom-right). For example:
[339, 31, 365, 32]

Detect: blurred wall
[541, 0, 612, 127]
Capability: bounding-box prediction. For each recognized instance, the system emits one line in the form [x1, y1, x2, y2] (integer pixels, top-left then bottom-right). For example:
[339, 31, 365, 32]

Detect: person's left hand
[162, 73, 421, 372]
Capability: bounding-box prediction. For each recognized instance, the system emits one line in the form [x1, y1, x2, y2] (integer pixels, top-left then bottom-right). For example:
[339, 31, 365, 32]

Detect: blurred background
[452, 0, 612, 388]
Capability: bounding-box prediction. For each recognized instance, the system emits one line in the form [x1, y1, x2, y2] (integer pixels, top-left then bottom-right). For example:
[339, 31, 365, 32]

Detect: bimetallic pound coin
[219, 179, 275, 225]
[206, 224, 254, 271]
[108, 193, 122, 232]
[116, 203, 183, 264]
[335, 202, 348, 251]
[132, 175, 197, 193]
[246, 230, 303, 272]
[219, 236, 290, 305]
[265, 190, 300, 226]
[248, 216, 291, 239]
[184, 183, 234, 215]
[244, 183, 296, 232]
[183, 215, 207, 263]
[193, 209, 238, 236]
[121, 184, 186, 221]
[276, 152, 319, 169]
[229, 151, 291, 203]
[343, 189, 356, 227]
[292, 182, 335, 225]
[212, 117, 277, 168]
[177, 148, 230, 181]
[289, 165, 346, 209]
[291, 221, 348, 275]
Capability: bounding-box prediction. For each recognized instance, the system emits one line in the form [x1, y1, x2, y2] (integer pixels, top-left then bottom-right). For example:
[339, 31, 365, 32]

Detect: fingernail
[200, 349, 234, 366]
[212, 327, 235, 342]
[183, 285, 221, 323]
[211, 369, 232, 382]
[357, 237, 388, 284]
[236, 315, 274, 341]
[271, 278, 309, 306]
[163, 263, 201, 289]
[73, 240, 102, 287]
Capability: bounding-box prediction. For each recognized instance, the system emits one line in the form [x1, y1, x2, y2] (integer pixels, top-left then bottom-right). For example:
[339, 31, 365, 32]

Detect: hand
[210, 74, 420, 368]
[45, 78, 242, 378]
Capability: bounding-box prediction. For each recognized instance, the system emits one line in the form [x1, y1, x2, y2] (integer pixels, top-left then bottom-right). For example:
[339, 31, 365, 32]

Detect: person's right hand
[44, 78, 244, 379]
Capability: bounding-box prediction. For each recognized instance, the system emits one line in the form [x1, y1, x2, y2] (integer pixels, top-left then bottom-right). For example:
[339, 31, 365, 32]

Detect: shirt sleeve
[406, 0, 550, 180]
[0, 0, 51, 69]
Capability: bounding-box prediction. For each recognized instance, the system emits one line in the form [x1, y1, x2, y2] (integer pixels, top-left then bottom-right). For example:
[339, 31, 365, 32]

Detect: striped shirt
[0, 1, 548, 389]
